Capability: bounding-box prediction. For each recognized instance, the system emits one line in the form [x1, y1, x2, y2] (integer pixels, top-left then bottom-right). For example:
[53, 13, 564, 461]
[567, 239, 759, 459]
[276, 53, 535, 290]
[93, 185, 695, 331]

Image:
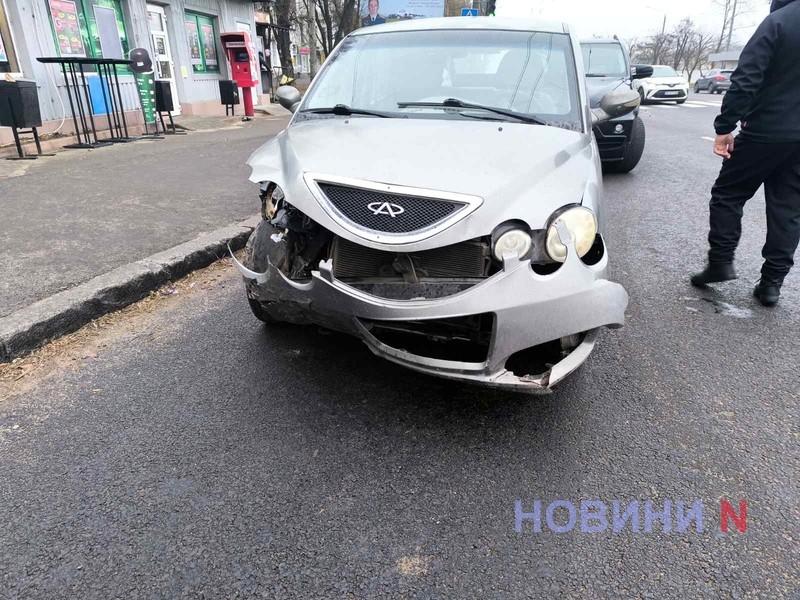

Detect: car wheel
[241, 219, 283, 324]
[604, 116, 645, 174]
[638, 87, 645, 104]
[709, 84, 717, 94]
[247, 298, 281, 324]
[694, 83, 701, 93]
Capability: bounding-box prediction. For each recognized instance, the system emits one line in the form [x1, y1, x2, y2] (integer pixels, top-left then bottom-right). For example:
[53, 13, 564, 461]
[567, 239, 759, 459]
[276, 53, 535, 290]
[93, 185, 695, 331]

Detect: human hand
[714, 134, 735, 159]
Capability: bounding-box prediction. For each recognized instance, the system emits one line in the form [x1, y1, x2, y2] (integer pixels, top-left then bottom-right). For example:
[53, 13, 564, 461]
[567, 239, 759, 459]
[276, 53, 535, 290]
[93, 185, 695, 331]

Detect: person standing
[690, 0, 800, 306]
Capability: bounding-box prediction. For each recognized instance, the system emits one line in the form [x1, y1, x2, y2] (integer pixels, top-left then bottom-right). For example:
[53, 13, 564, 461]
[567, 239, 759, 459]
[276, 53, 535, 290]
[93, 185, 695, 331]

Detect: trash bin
[0, 79, 42, 128]
[219, 80, 240, 106]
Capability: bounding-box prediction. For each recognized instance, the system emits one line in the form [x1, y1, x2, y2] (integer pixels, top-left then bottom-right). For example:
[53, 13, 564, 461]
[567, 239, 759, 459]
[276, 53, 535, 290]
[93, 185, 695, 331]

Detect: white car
[633, 65, 689, 104]
[233, 17, 635, 393]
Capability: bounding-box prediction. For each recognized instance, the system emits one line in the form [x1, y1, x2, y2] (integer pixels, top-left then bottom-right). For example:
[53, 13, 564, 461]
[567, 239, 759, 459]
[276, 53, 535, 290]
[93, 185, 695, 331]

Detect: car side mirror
[631, 64, 654, 80]
[276, 86, 302, 113]
[591, 89, 640, 125]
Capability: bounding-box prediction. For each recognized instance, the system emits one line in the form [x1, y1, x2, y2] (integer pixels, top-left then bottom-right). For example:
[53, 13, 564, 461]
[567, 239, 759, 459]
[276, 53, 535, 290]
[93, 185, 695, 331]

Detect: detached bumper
[232, 224, 628, 393]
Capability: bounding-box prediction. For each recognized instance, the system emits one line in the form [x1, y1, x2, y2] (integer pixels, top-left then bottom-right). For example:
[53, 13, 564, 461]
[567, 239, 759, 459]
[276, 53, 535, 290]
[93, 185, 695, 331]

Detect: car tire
[605, 116, 645, 174]
[709, 83, 717, 94]
[694, 83, 701, 93]
[638, 87, 645, 104]
[247, 298, 281, 324]
[242, 219, 283, 324]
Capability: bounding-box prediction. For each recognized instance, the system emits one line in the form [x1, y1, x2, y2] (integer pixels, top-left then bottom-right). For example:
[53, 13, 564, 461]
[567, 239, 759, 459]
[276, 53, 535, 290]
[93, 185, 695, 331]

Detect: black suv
[581, 39, 653, 173]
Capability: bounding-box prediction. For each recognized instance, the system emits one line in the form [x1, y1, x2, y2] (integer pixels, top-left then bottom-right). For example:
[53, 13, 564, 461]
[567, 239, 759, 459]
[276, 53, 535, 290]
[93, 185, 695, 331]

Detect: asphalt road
[1, 93, 798, 598]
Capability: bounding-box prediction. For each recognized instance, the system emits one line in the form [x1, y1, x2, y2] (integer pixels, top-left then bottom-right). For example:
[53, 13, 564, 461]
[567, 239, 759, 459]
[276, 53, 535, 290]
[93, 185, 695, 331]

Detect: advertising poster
[201, 24, 217, 69]
[0, 31, 7, 63]
[49, 0, 86, 57]
[185, 20, 202, 69]
[360, 0, 445, 27]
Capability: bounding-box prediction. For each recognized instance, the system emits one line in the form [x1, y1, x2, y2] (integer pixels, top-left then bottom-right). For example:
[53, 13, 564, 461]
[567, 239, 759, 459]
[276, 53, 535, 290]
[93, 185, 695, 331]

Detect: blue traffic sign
[461, 8, 479, 16]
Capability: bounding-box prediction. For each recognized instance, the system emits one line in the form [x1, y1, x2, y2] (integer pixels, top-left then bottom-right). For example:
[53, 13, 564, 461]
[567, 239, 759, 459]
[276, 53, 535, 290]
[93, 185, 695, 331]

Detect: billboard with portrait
[360, 0, 445, 27]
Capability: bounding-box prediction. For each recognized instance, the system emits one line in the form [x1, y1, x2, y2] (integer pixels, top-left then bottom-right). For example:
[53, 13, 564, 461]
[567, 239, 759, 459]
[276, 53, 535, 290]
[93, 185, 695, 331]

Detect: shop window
[185, 12, 219, 74]
[46, 0, 130, 63]
[0, 0, 19, 72]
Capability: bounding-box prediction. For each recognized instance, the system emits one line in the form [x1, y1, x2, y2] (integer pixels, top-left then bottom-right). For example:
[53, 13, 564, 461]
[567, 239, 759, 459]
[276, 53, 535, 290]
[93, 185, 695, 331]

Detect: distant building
[708, 50, 741, 70]
[0, 0, 260, 147]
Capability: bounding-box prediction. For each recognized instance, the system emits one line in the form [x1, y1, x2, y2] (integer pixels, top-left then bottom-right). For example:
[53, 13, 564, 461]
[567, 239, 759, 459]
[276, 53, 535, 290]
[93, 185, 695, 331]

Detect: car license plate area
[664, 91, 680, 96]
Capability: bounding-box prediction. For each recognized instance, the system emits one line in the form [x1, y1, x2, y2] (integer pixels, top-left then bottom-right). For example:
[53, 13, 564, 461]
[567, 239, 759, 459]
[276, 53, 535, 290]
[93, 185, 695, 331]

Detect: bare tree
[685, 31, 717, 81]
[273, 0, 297, 79]
[671, 18, 696, 71]
[714, 0, 754, 51]
[309, 0, 359, 57]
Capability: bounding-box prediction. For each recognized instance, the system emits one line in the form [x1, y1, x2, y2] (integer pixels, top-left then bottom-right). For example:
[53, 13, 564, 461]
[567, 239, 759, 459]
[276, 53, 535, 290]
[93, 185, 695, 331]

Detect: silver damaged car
[232, 17, 635, 393]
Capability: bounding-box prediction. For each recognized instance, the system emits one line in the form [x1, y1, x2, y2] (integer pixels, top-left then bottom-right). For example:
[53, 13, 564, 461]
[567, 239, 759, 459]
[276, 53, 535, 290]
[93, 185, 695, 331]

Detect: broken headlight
[492, 228, 532, 261]
[545, 206, 597, 263]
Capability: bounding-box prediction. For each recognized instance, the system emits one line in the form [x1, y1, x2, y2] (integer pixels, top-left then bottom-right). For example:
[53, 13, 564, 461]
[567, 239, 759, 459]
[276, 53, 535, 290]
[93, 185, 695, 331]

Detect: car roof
[349, 16, 569, 37]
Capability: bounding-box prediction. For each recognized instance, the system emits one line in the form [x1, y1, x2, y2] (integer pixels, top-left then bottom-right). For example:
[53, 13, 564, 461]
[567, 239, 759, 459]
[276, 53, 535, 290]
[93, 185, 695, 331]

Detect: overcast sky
[494, 0, 771, 47]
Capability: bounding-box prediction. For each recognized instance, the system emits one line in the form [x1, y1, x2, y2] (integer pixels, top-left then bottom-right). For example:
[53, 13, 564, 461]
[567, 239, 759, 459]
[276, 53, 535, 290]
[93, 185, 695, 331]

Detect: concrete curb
[0, 215, 261, 363]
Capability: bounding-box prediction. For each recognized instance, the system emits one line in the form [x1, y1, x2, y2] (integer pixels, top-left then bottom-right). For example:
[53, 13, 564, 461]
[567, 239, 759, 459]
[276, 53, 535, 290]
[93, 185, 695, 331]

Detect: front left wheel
[248, 298, 280, 324]
[604, 116, 645, 174]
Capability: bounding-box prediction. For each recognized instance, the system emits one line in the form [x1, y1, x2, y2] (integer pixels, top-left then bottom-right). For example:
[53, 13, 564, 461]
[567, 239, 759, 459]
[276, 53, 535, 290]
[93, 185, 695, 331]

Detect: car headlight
[492, 228, 532, 261]
[545, 206, 597, 263]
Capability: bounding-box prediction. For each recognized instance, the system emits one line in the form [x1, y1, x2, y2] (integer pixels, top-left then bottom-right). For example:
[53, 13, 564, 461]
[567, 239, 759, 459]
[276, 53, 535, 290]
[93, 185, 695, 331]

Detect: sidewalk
[0, 113, 289, 357]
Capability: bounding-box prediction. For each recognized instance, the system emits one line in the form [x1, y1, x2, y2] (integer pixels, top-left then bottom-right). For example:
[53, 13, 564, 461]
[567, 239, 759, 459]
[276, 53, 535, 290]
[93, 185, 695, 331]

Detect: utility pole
[725, 0, 738, 50]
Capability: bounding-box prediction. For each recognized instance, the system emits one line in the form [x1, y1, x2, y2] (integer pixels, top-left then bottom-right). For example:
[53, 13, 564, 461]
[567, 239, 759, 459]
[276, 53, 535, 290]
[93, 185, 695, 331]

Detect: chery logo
[367, 201, 405, 217]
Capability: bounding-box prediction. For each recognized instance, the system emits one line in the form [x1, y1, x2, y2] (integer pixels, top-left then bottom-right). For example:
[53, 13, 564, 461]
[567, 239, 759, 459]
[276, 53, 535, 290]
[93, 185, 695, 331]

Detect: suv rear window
[581, 43, 626, 78]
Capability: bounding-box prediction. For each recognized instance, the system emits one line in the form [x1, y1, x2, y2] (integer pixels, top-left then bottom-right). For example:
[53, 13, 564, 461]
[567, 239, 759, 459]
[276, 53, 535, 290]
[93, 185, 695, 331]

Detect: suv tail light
[715, 75, 726, 81]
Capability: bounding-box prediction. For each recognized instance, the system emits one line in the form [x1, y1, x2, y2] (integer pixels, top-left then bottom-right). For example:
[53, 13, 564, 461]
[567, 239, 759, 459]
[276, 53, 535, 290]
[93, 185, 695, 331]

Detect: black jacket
[714, 0, 800, 142]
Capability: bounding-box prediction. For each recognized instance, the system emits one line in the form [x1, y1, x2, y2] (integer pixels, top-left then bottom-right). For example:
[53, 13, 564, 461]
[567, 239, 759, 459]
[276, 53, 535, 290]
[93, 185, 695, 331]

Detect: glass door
[147, 4, 180, 115]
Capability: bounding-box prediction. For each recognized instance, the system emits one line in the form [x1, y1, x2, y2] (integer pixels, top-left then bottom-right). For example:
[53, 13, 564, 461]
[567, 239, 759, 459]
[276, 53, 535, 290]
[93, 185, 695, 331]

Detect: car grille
[332, 236, 490, 280]
[317, 183, 466, 234]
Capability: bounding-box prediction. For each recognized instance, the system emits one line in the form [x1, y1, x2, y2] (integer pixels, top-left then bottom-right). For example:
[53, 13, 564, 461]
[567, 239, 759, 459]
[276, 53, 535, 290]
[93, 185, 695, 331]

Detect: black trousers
[709, 136, 800, 282]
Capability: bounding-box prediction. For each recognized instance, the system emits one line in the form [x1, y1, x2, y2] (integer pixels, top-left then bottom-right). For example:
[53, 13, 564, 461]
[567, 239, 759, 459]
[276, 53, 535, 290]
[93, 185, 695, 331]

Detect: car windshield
[302, 29, 582, 131]
[580, 43, 627, 78]
[652, 66, 680, 77]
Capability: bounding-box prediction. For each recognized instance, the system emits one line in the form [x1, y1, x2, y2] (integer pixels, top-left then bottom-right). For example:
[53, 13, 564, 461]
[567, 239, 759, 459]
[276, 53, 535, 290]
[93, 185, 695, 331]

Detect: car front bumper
[643, 86, 689, 101]
[231, 222, 628, 393]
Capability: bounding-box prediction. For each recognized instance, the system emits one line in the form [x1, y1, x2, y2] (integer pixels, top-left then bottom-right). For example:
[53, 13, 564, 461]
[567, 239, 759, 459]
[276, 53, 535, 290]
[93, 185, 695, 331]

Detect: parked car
[580, 38, 652, 173]
[632, 65, 690, 104]
[232, 17, 633, 393]
[694, 69, 734, 94]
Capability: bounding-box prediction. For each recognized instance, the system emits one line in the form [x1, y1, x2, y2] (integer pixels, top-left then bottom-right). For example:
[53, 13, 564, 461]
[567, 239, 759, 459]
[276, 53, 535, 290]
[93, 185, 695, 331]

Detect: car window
[651, 66, 679, 77]
[580, 43, 627, 78]
[721, 70, 734, 76]
[304, 30, 582, 130]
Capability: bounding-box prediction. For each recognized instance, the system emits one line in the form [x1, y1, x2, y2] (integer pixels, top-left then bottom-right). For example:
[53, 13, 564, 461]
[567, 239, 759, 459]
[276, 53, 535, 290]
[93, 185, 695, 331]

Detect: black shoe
[753, 279, 781, 306]
[690, 262, 737, 287]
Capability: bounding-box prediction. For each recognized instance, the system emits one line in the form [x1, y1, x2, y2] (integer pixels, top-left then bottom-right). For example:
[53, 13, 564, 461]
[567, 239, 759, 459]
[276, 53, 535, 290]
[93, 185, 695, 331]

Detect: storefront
[0, 0, 259, 145]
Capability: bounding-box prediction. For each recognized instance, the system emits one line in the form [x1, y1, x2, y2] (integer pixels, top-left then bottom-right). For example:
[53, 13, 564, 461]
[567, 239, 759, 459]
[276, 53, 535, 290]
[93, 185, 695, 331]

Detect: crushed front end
[232, 179, 628, 393]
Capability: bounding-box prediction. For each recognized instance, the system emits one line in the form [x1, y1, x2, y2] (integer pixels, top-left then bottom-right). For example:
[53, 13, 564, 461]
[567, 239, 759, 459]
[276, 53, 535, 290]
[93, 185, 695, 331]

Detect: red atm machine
[220, 32, 259, 118]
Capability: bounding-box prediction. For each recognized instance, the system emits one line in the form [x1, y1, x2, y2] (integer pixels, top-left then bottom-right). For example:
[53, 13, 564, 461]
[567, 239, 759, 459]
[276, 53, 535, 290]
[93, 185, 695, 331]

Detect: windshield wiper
[302, 104, 392, 118]
[585, 73, 613, 78]
[397, 98, 548, 126]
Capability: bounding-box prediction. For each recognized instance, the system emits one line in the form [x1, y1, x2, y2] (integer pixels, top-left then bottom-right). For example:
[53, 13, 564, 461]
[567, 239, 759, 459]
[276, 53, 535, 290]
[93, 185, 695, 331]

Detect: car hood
[584, 77, 628, 109]
[643, 77, 687, 86]
[247, 117, 599, 252]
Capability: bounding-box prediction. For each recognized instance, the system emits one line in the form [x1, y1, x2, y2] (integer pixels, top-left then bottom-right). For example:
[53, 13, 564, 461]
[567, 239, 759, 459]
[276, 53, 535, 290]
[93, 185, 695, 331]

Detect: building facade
[0, 0, 260, 144]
